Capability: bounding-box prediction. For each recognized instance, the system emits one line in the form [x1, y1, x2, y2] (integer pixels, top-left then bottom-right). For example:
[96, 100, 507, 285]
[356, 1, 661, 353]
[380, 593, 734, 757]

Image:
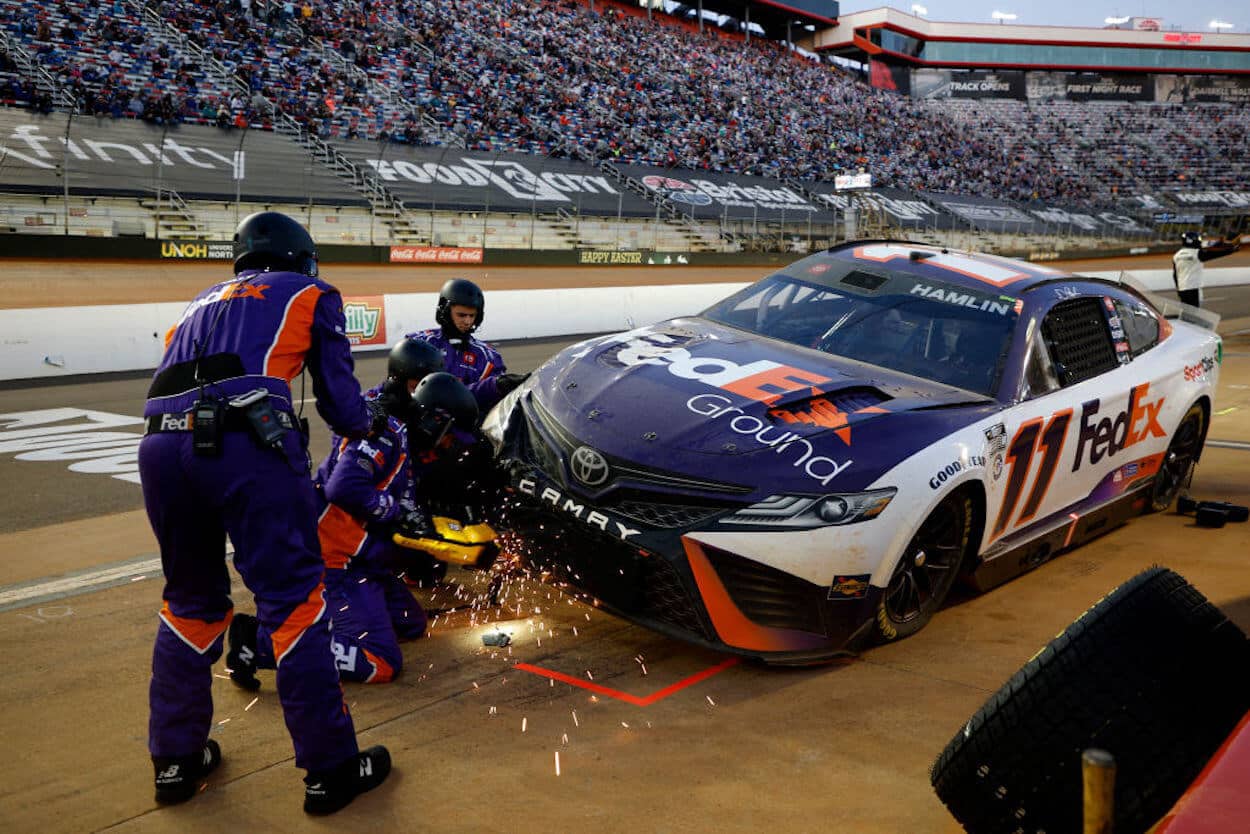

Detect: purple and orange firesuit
[407, 328, 506, 411]
[139, 269, 372, 772]
[311, 392, 429, 684]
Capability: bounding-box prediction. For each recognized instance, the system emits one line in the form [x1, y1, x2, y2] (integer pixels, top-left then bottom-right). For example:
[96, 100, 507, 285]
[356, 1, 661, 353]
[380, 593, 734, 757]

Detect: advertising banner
[158, 240, 234, 259]
[0, 110, 357, 203]
[389, 246, 484, 264]
[630, 167, 834, 221]
[870, 60, 911, 95]
[334, 141, 656, 217]
[806, 186, 961, 230]
[922, 192, 1050, 234]
[341, 295, 387, 347]
[835, 173, 873, 190]
[1156, 75, 1250, 105]
[1059, 73, 1153, 103]
[911, 69, 1025, 100]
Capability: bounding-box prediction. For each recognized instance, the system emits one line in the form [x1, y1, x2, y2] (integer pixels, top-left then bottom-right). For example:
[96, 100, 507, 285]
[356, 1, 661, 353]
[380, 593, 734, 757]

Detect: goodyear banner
[342, 295, 386, 347]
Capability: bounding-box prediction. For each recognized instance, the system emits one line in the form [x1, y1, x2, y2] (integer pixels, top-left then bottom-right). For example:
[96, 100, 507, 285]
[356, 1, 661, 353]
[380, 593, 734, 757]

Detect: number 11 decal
[992, 409, 1073, 537]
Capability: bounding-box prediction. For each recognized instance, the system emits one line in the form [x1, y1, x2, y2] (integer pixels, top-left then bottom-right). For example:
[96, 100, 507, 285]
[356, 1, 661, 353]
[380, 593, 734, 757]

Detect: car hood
[528, 319, 997, 495]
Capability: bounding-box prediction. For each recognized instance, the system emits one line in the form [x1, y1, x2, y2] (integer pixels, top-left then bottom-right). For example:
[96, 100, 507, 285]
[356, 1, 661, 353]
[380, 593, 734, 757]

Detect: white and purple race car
[483, 241, 1222, 663]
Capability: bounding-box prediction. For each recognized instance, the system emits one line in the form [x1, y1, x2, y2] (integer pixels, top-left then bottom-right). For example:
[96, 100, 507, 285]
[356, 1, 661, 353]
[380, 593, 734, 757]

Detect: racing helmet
[233, 211, 318, 277]
[1180, 231, 1202, 248]
[379, 337, 445, 416]
[408, 372, 479, 450]
[435, 278, 485, 334]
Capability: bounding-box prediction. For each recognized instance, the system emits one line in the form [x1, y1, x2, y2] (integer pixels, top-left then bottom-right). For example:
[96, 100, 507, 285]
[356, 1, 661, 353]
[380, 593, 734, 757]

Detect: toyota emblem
[570, 446, 610, 487]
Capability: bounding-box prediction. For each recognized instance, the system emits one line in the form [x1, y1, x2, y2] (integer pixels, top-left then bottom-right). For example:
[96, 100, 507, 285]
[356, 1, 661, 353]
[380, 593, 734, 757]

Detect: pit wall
[2, 269, 1246, 383]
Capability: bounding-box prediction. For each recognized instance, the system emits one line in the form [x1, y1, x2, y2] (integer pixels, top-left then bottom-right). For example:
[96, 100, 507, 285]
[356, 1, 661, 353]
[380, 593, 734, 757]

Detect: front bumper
[500, 461, 881, 663]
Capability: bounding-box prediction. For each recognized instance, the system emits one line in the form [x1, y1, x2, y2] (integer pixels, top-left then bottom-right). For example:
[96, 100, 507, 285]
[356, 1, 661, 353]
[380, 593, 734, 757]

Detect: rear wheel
[1151, 403, 1205, 512]
[874, 490, 972, 643]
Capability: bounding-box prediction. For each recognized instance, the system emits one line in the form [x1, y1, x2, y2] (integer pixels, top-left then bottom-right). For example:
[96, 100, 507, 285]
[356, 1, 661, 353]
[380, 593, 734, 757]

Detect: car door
[986, 292, 1160, 545]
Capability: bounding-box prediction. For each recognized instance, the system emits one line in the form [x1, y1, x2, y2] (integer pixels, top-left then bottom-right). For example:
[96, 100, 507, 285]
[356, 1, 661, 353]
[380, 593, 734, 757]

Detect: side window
[1112, 299, 1161, 358]
[1039, 298, 1120, 387]
[1022, 332, 1061, 399]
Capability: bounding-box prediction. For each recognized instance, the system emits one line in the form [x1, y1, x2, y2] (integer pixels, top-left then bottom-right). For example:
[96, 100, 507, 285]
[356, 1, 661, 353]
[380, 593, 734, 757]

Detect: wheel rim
[884, 496, 967, 626]
[1155, 411, 1203, 505]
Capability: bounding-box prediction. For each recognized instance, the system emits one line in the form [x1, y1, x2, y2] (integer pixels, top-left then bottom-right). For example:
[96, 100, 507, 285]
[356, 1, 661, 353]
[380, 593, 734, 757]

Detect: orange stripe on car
[263, 285, 323, 381]
[159, 602, 231, 654]
[271, 584, 327, 667]
[363, 649, 395, 683]
[683, 539, 828, 653]
[317, 504, 367, 570]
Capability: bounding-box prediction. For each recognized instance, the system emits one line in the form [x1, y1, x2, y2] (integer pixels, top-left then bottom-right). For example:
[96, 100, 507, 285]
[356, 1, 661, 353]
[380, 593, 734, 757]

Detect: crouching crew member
[140, 211, 390, 814]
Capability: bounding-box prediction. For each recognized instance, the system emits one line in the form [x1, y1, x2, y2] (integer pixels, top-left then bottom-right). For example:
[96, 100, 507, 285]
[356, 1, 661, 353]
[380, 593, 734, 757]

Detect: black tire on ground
[873, 490, 972, 643]
[1151, 403, 1206, 512]
[930, 566, 1250, 834]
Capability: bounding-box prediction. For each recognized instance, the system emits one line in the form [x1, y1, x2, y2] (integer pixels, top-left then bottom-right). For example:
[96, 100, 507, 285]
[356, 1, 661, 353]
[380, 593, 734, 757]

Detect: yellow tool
[393, 516, 498, 569]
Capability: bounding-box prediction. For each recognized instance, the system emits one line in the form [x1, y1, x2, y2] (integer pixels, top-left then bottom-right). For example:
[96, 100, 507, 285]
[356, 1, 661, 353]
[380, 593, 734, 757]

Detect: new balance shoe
[303, 745, 392, 815]
[153, 739, 222, 804]
[226, 613, 261, 692]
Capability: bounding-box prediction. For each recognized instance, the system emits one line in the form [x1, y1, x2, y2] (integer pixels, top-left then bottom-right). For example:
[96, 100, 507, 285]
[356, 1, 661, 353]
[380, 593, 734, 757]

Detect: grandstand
[0, 0, 1244, 255]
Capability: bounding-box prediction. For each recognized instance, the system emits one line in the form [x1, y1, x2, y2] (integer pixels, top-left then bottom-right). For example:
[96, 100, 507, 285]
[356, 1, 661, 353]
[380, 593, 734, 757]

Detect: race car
[482, 241, 1222, 664]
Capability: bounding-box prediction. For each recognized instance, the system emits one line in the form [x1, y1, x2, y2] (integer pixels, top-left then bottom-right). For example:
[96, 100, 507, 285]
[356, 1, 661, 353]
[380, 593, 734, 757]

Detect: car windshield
[702, 272, 1019, 396]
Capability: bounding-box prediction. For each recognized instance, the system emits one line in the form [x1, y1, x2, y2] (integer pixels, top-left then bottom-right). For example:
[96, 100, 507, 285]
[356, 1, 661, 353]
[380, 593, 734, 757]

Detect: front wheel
[1151, 403, 1206, 512]
[874, 490, 973, 643]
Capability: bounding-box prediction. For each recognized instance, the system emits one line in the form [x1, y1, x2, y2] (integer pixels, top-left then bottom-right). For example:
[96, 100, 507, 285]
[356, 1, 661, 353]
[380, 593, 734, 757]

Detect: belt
[145, 409, 296, 435]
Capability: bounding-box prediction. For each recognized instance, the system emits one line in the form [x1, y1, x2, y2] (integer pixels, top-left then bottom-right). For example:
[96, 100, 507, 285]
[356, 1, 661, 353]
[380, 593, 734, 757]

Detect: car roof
[816, 240, 1073, 296]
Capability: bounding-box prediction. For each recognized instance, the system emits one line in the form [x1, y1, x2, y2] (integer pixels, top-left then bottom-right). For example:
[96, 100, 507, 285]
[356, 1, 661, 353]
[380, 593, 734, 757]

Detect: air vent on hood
[767, 387, 891, 428]
[840, 270, 888, 292]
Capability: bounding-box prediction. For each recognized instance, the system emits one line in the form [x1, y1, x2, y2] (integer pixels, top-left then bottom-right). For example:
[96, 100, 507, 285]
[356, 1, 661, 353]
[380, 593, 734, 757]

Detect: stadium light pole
[61, 108, 74, 237]
[911, 4, 928, 16]
[991, 10, 1017, 24]
[1104, 15, 1130, 25]
[1208, 20, 1233, 30]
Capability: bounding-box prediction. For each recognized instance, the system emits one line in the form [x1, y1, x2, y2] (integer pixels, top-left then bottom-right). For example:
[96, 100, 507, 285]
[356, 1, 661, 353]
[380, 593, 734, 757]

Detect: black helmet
[1180, 231, 1201, 248]
[408, 372, 479, 450]
[435, 278, 485, 334]
[233, 211, 318, 277]
[379, 337, 444, 416]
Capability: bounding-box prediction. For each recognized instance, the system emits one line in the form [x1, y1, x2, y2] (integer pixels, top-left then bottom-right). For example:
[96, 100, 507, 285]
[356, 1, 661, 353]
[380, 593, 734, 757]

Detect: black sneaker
[303, 745, 392, 815]
[225, 613, 261, 692]
[153, 739, 222, 804]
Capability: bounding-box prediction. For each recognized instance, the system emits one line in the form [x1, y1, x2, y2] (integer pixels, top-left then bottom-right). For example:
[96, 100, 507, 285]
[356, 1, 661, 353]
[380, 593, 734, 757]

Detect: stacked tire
[931, 567, 1250, 833]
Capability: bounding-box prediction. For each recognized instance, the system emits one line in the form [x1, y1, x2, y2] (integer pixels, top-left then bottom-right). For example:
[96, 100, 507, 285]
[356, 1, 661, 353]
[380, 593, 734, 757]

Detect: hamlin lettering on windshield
[910, 283, 1013, 315]
[517, 477, 642, 541]
[1073, 383, 1166, 470]
[687, 394, 853, 486]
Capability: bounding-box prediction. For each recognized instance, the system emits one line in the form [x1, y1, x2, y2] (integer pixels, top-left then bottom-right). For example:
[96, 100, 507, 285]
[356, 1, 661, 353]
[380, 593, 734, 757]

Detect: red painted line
[515, 657, 741, 707]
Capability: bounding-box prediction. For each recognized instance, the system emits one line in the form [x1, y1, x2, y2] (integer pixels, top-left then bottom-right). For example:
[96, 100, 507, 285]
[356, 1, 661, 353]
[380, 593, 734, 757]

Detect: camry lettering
[910, 283, 1013, 316]
[686, 394, 853, 486]
[1073, 383, 1166, 471]
[518, 477, 641, 541]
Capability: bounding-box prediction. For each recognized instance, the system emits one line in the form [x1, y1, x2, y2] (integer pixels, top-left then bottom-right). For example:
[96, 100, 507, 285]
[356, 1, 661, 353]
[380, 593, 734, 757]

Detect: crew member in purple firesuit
[139, 211, 390, 815]
[228, 354, 476, 686]
[407, 278, 530, 414]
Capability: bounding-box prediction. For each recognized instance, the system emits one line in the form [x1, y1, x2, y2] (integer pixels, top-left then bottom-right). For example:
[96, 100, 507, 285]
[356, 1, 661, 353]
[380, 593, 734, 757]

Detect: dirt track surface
[4, 248, 1248, 309]
[0, 256, 1248, 833]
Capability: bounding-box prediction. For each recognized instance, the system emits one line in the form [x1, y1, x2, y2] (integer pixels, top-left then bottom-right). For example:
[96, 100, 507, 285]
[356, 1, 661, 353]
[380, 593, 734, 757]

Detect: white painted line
[1208, 439, 1250, 452]
[0, 556, 161, 612]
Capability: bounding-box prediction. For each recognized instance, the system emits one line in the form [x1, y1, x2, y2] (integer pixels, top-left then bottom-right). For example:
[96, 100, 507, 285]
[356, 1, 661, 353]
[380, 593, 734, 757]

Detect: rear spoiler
[1113, 271, 1222, 332]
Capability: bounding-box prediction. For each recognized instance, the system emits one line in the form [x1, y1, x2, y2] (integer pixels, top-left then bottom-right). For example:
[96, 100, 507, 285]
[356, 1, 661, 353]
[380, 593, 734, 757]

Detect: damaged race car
[482, 241, 1222, 664]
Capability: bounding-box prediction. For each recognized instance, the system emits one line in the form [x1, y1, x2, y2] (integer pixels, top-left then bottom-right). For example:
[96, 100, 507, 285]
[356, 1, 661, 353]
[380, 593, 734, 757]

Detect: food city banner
[0, 110, 357, 203]
[342, 295, 387, 346]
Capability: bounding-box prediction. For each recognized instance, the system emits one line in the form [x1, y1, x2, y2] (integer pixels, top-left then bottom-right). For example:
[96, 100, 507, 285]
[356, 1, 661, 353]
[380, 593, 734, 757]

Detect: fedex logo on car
[1073, 383, 1166, 470]
[604, 331, 832, 405]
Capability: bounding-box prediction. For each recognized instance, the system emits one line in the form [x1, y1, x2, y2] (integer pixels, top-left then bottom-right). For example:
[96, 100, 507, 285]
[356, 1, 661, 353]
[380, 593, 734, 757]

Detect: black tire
[930, 567, 1250, 834]
[1151, 403, 1206, 512]
[873, 490, 972, 643]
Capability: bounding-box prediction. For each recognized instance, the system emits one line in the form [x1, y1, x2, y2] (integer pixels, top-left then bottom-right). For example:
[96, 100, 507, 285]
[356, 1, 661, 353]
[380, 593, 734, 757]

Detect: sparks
[217, 718, 230, 725]
[245, 697, 259, 711]
[554, 751, 561, 776]
[706, 696, 716, 707]
[561, 733, 569, 745]
[522, 717, 528, 733]
[572, 710, 579, 727]
[621, 722, 630, 729]
[585, 670, 593, 680]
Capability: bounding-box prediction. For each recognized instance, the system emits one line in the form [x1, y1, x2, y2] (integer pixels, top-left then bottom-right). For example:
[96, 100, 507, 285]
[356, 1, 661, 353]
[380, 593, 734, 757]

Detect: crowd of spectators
[0, 0, 1245, 209]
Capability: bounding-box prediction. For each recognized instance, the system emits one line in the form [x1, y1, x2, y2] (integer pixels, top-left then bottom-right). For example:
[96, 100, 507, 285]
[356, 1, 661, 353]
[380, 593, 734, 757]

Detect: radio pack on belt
[192, 398, 225, 457]
[230, 389, 287, 450]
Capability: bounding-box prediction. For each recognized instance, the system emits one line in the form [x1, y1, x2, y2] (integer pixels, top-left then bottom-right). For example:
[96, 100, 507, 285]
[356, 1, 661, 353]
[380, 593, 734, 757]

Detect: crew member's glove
[367, 398, 389, 438]
[496, 372, 531, 397]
